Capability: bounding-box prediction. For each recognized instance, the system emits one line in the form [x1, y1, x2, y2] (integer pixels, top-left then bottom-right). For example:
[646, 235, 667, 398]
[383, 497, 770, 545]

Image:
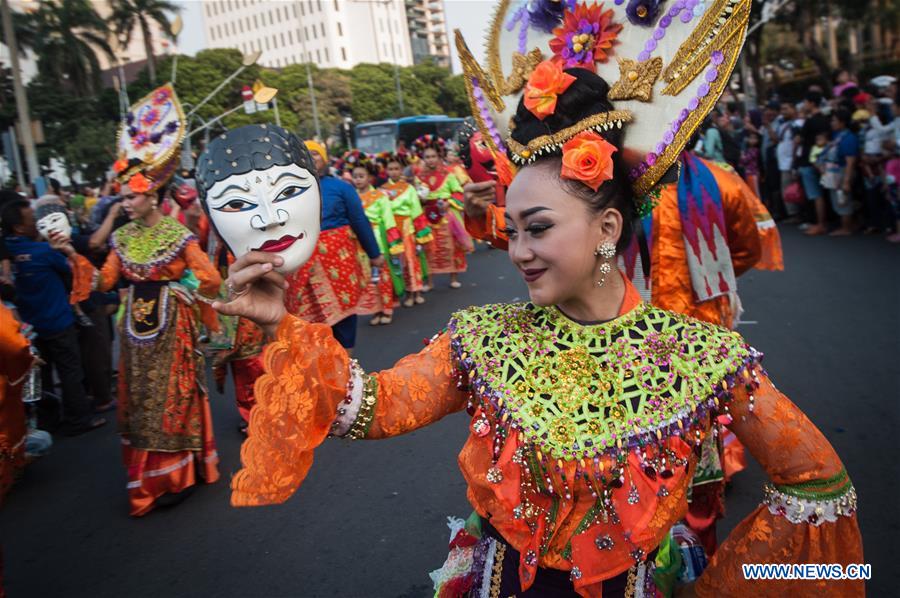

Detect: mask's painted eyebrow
[210, 184, 250, 200]
[269, 171, 312, 187]
[504, 206, 550, 220]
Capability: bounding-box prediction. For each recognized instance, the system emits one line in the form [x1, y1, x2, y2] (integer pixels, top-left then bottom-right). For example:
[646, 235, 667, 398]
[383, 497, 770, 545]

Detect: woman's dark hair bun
[509, 67, 623, 151]
[509, 67, 635, 252]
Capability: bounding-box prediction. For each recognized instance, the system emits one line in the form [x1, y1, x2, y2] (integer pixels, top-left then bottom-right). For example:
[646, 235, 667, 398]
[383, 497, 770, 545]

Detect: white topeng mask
[204, 163, 321, 274]
[36, 212, 72, 240]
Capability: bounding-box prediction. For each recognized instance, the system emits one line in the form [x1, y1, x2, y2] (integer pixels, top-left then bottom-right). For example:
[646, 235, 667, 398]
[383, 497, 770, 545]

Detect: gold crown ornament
[113, 83, 187, 193]
[455, 0, 752, 199]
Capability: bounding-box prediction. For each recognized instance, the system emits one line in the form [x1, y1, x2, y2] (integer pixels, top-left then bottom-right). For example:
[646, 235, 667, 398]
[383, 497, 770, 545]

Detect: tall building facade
[405, 0, 449, 67]
[202, 0, 414, 69]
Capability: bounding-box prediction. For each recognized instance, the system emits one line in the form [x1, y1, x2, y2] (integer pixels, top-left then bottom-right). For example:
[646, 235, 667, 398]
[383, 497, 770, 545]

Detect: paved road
[2, 228, 896, 597]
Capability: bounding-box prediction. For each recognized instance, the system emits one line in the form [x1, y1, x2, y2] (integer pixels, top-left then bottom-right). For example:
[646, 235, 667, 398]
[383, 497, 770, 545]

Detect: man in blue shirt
[302, 141, 384, 353]
[1, 200, 105, 435]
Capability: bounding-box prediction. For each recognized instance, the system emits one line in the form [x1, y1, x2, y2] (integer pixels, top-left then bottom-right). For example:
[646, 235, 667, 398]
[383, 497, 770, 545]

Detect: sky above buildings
[174, 0, 494, 72]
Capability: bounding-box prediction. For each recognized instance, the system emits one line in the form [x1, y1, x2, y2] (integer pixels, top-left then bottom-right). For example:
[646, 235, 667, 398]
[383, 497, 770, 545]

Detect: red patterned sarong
[284, 226, 370, 326]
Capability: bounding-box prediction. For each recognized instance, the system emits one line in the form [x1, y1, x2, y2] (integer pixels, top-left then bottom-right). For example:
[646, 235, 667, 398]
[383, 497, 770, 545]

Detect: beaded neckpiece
[111, 216, 195, 281]
[449, 302, 757, 462]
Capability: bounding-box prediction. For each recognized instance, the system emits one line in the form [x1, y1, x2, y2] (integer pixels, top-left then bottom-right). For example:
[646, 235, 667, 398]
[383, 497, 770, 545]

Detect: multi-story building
[202, 0, 414, 69]
[405, 0, 449, 67]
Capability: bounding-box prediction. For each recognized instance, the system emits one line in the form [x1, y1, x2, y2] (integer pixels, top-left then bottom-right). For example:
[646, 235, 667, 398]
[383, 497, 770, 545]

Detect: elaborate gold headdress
[456, 0, 751, 198]
[113, 83, 187, 193]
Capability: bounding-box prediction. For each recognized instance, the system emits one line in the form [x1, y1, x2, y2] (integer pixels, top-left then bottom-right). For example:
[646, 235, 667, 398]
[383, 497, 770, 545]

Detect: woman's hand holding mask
[212, 251, 289, 338]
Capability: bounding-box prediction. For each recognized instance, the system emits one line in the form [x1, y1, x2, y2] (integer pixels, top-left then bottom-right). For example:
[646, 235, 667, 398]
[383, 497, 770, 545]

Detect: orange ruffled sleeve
[696, 372, 863, 597]
[231, 314, 465, 507]
[0, 304, 33, 383]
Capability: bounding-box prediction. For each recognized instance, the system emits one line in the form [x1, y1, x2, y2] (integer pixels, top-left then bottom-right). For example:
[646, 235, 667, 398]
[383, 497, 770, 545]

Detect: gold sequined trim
[633, 30, 745, 196]
[505, 49, 545, 96]
[609, 57, 663, 102]
[456, 30, 505, 155]
[489, 541, 507, 598]
[661, 0, 751, 95]
[486, 0, 513, 97]
[625, 565, 638, 598]
[346, 374, 378, 440]
[506, 111, 633, 164]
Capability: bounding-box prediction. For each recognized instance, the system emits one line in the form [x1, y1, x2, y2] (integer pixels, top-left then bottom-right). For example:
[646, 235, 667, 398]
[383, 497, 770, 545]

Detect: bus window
[436, 120, 464, 143]
[356, 123, 398, 154]
[398, 122, 437, 146]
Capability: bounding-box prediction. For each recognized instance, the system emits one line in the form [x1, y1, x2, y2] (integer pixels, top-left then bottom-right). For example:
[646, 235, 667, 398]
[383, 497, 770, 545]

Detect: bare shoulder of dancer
[212, 251, 288, 339]
[462, 181, 496, 220]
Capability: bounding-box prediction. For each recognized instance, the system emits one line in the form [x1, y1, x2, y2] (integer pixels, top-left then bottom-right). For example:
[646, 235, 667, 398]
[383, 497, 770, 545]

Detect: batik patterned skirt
[284, 225, 370, 326]
[119, 281, 219, 516]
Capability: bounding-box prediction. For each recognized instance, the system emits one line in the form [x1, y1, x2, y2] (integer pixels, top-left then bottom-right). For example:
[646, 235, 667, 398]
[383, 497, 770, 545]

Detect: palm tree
[110, 0, 180, 84]
[0, 0, 114, 97]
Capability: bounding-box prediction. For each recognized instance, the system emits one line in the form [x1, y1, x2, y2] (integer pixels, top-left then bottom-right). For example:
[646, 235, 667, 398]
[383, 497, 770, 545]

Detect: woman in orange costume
[63, 170, 222, 516]
[0, 303, 34, 506]
[466, 151, 783, 554]
[214, 61, 861, 596]
[0, 304, 34, 598]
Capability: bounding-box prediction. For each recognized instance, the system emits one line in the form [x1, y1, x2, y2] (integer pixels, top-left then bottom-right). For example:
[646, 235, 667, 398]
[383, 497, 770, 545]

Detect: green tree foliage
[2, 0, 114, 97]
[110, 0, 180, 84]
[18, 45, 470, 180]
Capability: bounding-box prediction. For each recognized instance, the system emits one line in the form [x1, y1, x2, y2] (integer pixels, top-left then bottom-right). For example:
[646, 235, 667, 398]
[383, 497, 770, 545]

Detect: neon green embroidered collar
[449, 302, 756, 461]
[112, 216, 194, 277]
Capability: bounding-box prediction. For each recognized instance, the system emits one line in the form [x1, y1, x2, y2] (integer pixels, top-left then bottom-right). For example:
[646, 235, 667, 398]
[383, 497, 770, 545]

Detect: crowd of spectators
[697, 72, 900, 242]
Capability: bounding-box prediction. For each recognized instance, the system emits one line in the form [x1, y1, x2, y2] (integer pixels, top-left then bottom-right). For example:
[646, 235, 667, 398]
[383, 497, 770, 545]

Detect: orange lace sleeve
[67, 250, 121, 301]
[231, 315, 465, 507]
[695, 371, 864, 597]
[359, 331, 467, 440]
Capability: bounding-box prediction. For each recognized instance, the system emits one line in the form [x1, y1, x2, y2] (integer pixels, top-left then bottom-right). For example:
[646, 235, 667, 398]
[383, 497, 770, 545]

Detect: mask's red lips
[256, 232, 304, 252]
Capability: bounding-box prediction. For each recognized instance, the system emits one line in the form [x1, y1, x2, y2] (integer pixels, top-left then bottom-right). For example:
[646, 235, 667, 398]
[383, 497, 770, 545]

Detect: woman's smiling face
[504, 160, 621, 307]
[204, 163, 320, 274]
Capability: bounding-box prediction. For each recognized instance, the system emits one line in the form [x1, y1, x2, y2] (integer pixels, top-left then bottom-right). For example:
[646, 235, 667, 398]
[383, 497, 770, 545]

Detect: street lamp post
[383, 0, 405, 114]
[357, 0, 405, 114]
[1, 0, 39, 185]
[187, 49, 262, 118]
[294, 2, 321, 139]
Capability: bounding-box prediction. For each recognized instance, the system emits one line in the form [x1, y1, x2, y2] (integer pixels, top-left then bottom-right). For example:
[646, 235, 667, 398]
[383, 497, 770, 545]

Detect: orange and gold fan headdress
[456, 0, 752, 203]
[113, 83, 187, 193]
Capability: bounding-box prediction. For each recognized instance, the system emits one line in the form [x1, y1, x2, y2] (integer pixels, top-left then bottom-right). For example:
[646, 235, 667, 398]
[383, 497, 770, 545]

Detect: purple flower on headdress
[149, 131, 163, 144]
[550, 2, 623, 72]
[626, 0, 662, 26]
[141, 108, 160, 127]
[526, 0, 568, 33]
[165, 121, 179, 133]
[131, 132, 149, 149]
[127, 126, 138, 138]
[125, 112, 135, 125]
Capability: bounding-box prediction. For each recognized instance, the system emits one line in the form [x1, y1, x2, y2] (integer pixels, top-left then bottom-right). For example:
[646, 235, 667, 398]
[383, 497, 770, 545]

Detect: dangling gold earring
[593, 241, 616, 287]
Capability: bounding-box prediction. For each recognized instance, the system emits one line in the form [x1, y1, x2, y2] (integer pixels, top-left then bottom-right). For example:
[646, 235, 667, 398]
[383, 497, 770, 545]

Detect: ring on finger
[225, 279, 248, 300]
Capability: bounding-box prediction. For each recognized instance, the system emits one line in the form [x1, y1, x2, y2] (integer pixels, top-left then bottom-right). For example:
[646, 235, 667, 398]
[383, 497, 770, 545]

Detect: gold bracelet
[345, 374, 378, 440]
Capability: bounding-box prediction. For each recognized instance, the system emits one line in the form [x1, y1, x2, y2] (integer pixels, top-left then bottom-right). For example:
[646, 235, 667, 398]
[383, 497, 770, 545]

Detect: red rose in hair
[524, 60, 576, 120]
[113, 158, 129, 174]
[560, 131, 617, 191]
[127, 172, 151, 194]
